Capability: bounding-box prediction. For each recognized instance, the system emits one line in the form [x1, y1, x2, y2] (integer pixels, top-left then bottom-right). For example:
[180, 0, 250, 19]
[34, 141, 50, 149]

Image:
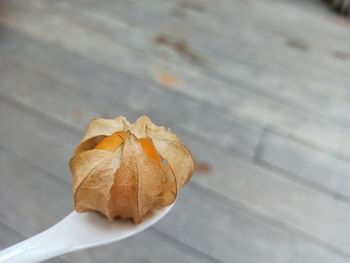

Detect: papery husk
[131, 116, 193, 187]
[71, 148, 122, 217]
[75, 117, 129, 154]
[70, 115, 193, 223]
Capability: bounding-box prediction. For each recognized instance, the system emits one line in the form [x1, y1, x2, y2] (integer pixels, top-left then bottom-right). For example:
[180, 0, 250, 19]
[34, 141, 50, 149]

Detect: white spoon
[0, 204, 174, 263]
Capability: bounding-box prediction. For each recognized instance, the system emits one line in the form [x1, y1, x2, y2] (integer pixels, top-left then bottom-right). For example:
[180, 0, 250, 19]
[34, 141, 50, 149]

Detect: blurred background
[1, 0, 350, 262]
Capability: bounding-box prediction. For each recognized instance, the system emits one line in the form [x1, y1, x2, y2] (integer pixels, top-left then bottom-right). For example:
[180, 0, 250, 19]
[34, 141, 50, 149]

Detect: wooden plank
[157, 184, 350, 263]
[3, 0, 350, 133]
[1, 50, 350, 261]
[181, 23, 350, 126]
[0, 124, 349, 262]
[254, 130, 350, 201]
[44, 257, 69, 262]
[63, 1, 350, 129]
[156, 9, 350, 128]
[3, 0, 350, 262]
[146, 61, 350, 161]
[0, 153, 69, 263]
[5, 1, 349, 125]
[193, 0, 350, 41]
[0, 28, 261, 159]
[0, 148, 215, 263]
[0, 147, 72, 236]
[0, 223, 23, 249]
[189, 139, 350, 256]
[3, 27, 350, 164]
[0, 0, 344, 109]
[2, 2, 350, 262]
[62, 229, 217, 263]
[0, 97, 77, 183]
[13, 0, 350, 115]
[55, 0, 350, 45]
[169, 2, 350, 123]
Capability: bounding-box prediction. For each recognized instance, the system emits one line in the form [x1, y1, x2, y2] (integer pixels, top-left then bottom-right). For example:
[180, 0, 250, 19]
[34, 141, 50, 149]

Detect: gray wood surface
[0, 147, 213, 263]
[1, 0, 350, 262]
[3, 0, 350, 161]
[256, 130, 350, 201]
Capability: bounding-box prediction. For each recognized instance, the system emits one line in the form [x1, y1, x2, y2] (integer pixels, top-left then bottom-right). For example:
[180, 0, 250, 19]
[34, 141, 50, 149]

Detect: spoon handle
[0, 206, 174, 262]
[0, 227, 68, 263]
[0, 213, 76, 263]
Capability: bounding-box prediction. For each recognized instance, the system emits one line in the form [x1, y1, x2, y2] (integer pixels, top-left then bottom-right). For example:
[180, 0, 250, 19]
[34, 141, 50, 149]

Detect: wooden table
[1, 0, 350, 262]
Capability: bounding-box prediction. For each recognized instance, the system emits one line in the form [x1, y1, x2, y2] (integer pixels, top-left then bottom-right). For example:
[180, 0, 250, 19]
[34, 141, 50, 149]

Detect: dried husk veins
[73, 149, 122, 217]
[109, 135, 141, 222]
[75, 117, 129, 154]
[70, 115, 193, 223]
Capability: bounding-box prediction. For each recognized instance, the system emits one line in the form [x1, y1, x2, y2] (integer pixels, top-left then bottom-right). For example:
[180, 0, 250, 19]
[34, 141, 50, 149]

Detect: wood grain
[0, 54, 350, 261]
[0, 28, 261, 159]
[2, 2, 350, 161]
[255, 130, 350, 201]
[1, 0, 350, 262]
